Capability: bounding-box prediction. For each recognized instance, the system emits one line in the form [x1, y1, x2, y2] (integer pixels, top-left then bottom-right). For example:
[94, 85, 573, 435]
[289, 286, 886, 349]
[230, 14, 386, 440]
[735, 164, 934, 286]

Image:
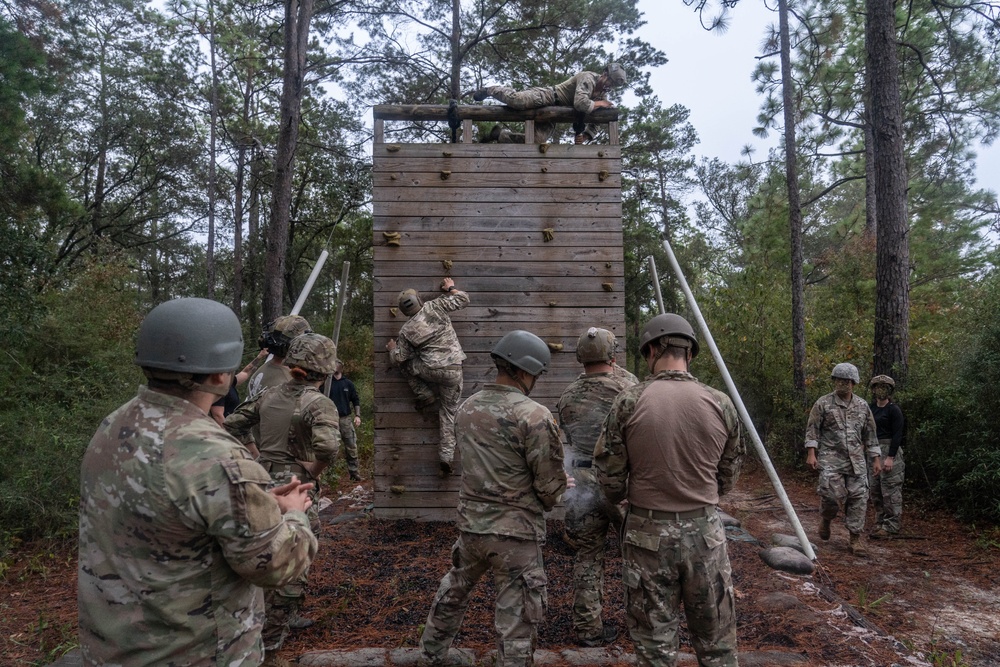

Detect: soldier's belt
[630, 504, 714, 521]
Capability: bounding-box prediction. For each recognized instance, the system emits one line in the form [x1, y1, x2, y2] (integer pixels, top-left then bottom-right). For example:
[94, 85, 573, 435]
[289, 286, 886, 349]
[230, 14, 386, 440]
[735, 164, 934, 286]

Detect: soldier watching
[867, 374, 905, 539]
[328, 360, 364, 481]
[78, 298, 316, 667]
[247, 314, 313, 398]
[595, 313, 744, 667]
[805, 362, 882, 556]
[557, 327, 636, 647]
[419, 330, 569, 667]
[225, 333, 342, 658]
[386, 277, 469, 476]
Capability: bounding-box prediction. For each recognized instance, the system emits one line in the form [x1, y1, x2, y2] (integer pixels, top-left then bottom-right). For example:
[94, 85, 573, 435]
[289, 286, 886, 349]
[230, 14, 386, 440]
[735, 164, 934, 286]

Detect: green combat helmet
[831, 363, 860, 384]
[869, 374, 895, 389]
[398, 289, 423, 317]
[638, 313, 700, 358]
[492, 330, 551, 376]
[575, 327, 618, 364]
[285, 333, 338, 376]
[135, 297, 244, 374]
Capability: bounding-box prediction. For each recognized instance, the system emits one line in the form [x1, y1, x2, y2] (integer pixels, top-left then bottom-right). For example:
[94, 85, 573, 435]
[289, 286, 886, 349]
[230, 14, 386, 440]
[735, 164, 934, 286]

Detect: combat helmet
[831, 363, 860, 384]
[491, 330, 550, 376]
[285, 333, 338, 376]
[259, 314, 312, 357]
[576, 327, 618, 364]
[605, 61, 627, 87]
[869, 374, 895, 392]
[638, 313, 699, 358]
[135, 298, 244, 374]
[398, 289, 423, 317]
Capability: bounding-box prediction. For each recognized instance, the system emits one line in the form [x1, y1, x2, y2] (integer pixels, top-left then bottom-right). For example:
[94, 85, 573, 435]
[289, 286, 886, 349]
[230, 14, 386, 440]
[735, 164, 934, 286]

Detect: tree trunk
[263, 0, 315, 323]
[232, 144, 246, 318]
[450, 0, 460, 100]
[779, 0, 807, 405]
[866, 0, 910, 382]
[205, 0, 219, 299]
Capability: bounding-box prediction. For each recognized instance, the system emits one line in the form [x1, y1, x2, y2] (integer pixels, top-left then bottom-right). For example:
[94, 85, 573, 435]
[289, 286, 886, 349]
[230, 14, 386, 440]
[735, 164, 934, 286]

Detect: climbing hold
[597, 150, 605, 158]
[542, 228, 555, 242]
[598, 170, 609, 181]
[390, 174, 397, 180]
[606, 262, 613, 268]
[442, 259, 453, 270]
[538, 143, 549, 154]
[602, 282, 614, 292]
[547, 342, 564, 352]
[390, 485, 406, 495]
[548, 302, 557, 307]
[383, 231, 401, 247]
[386, 144, 401, 152]
[389, 308, 398, 317]
[440, 170, 451, 180]
[541, 166, 548, 173]
[442, 151, 453, 157]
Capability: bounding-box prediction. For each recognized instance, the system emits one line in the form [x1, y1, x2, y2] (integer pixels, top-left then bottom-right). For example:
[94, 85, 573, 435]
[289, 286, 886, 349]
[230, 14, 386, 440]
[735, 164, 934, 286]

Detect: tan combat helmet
[398, 289, 423, 316]
[605, 61, 627, 87]
[285, 333, 338, 376]
[259, 314, 312, 357]
[575, 327, 618, 364]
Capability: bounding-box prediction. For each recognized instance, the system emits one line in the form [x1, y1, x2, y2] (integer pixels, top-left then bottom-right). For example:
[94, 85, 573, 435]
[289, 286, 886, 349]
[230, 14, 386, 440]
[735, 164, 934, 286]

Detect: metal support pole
[324, 261, 351, 397]
[657, 238, 817, 561]
[647, 255, 666, 315]
[290, 249, 329, 316]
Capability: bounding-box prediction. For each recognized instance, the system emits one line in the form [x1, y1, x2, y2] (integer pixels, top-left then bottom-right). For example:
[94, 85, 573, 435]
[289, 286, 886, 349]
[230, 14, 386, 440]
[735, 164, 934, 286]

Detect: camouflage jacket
[456, 384, 568, 542]
[552, 71, 607, 115]
[805, 392, 880, 475]
[389, 290, 469, 369]
[225, 381, 341, 469]
[557, 371, 637, 460]
[595, 370, 744, 508]
[79, 386, 316, 666]
[247, 359, 292, 398]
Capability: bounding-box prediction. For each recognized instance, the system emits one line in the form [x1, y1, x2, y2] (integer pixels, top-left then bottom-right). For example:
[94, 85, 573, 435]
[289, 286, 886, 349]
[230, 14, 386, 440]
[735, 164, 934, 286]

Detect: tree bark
[263, 0, 315, 323]
[867, 0, 910, 382]
[206, 0, 219, 299]
[778, 0, 807, 404]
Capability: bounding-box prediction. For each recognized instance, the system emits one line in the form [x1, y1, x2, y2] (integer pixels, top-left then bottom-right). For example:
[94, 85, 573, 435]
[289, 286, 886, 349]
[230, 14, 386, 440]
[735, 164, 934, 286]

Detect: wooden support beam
[373, 103, 619, 124]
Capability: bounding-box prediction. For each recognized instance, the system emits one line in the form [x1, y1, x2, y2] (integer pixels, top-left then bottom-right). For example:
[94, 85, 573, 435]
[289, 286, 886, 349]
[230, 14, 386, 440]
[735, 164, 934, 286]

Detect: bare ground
[2, 461, 999, 666]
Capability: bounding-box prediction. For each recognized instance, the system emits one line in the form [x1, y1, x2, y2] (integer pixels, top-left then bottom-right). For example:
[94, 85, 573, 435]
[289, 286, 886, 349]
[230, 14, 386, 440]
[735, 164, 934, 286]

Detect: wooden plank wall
[372, 143, 624, 521]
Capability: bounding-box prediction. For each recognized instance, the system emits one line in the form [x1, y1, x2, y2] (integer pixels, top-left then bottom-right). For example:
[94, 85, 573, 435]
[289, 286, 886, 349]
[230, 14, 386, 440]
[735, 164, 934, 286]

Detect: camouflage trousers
[621, 510, 738, 667]
[563, 468, 623, 642]
[817, 468, 870, 535]
[869, 443, 904, 533]
[420, 532, 546, 667]
[338, 415, 360, 476]
[262, 465, 321, 651]
[400, 359, 463, 463]
[481, 86, 558, 143]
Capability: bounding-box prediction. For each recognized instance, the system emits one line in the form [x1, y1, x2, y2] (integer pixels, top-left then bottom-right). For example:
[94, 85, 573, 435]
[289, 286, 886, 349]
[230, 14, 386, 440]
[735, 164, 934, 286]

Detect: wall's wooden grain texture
[372, 142, 624, 520]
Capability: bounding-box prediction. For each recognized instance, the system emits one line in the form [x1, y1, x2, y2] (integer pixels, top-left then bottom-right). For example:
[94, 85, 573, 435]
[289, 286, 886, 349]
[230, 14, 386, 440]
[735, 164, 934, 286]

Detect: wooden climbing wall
[372, 132, 625, 521]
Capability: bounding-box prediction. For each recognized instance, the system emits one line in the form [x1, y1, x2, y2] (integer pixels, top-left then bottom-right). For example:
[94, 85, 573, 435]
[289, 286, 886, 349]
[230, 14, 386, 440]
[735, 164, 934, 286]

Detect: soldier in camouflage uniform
[419, 330, 569, 667]
[226, 333, 341, 653]
[867, 375, 906, 538]
[79, 298, 317, 667]
[805, 363, 882, 556]
[594, 314, 744, 667]
[557, 327, 637, 647]
[247, 314, 313, 398]
[471, 62, 628, 144]
[386, 277, 469, 475]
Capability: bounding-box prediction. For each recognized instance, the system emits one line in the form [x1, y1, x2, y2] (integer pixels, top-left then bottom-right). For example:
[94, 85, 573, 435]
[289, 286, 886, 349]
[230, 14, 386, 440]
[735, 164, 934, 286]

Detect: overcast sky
[631, 0, 998, 196]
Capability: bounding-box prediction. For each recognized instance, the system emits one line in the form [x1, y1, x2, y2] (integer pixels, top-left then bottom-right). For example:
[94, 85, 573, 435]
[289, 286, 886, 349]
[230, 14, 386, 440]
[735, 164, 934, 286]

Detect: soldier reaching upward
[78, 298, 316, 667]
[386, 277, 469, 475]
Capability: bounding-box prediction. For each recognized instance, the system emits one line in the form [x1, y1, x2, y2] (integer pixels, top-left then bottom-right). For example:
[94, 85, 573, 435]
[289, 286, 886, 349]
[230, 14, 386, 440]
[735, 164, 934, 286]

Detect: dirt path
[2, 463, 998, 666]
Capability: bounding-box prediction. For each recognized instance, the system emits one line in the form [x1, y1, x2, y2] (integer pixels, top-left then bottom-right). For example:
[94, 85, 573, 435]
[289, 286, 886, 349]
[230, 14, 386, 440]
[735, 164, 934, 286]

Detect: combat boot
[849, 532, 868, 556]
[818, 517, 831, 541]
[261, 654, 293, 667]
[578, 624, 619, 647]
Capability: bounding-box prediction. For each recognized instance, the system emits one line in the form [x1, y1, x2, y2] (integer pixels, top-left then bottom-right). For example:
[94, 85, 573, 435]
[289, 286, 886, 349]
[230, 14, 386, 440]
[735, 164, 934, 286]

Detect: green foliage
[0, 258, 141, 543]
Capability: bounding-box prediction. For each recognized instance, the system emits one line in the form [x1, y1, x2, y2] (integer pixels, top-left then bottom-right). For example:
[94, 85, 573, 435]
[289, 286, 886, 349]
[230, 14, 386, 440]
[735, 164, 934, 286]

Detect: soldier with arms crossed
[78, 298, 316, 667]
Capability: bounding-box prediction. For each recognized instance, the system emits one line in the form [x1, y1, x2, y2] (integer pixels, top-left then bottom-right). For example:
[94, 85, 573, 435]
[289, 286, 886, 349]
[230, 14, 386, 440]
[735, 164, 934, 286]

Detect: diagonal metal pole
[324, 261, 351, 397]
[657, 237, 817, 561]
[647, 255, 666, 315]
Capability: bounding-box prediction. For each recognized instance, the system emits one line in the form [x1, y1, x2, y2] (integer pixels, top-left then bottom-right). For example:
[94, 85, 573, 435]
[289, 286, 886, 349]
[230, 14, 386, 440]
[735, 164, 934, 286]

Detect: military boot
[849, 532, 868, 556]
[818, 517, 831, 541]
[261, 654, 293, 667]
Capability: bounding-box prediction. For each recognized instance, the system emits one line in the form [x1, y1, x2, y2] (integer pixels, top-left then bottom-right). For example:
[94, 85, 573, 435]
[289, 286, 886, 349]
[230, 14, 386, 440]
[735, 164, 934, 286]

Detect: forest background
[2, 0, 1000, 562]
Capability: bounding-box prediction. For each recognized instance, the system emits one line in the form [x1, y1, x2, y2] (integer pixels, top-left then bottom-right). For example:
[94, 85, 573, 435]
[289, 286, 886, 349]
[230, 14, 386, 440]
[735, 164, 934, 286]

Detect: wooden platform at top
[372, 105, 625, 521]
